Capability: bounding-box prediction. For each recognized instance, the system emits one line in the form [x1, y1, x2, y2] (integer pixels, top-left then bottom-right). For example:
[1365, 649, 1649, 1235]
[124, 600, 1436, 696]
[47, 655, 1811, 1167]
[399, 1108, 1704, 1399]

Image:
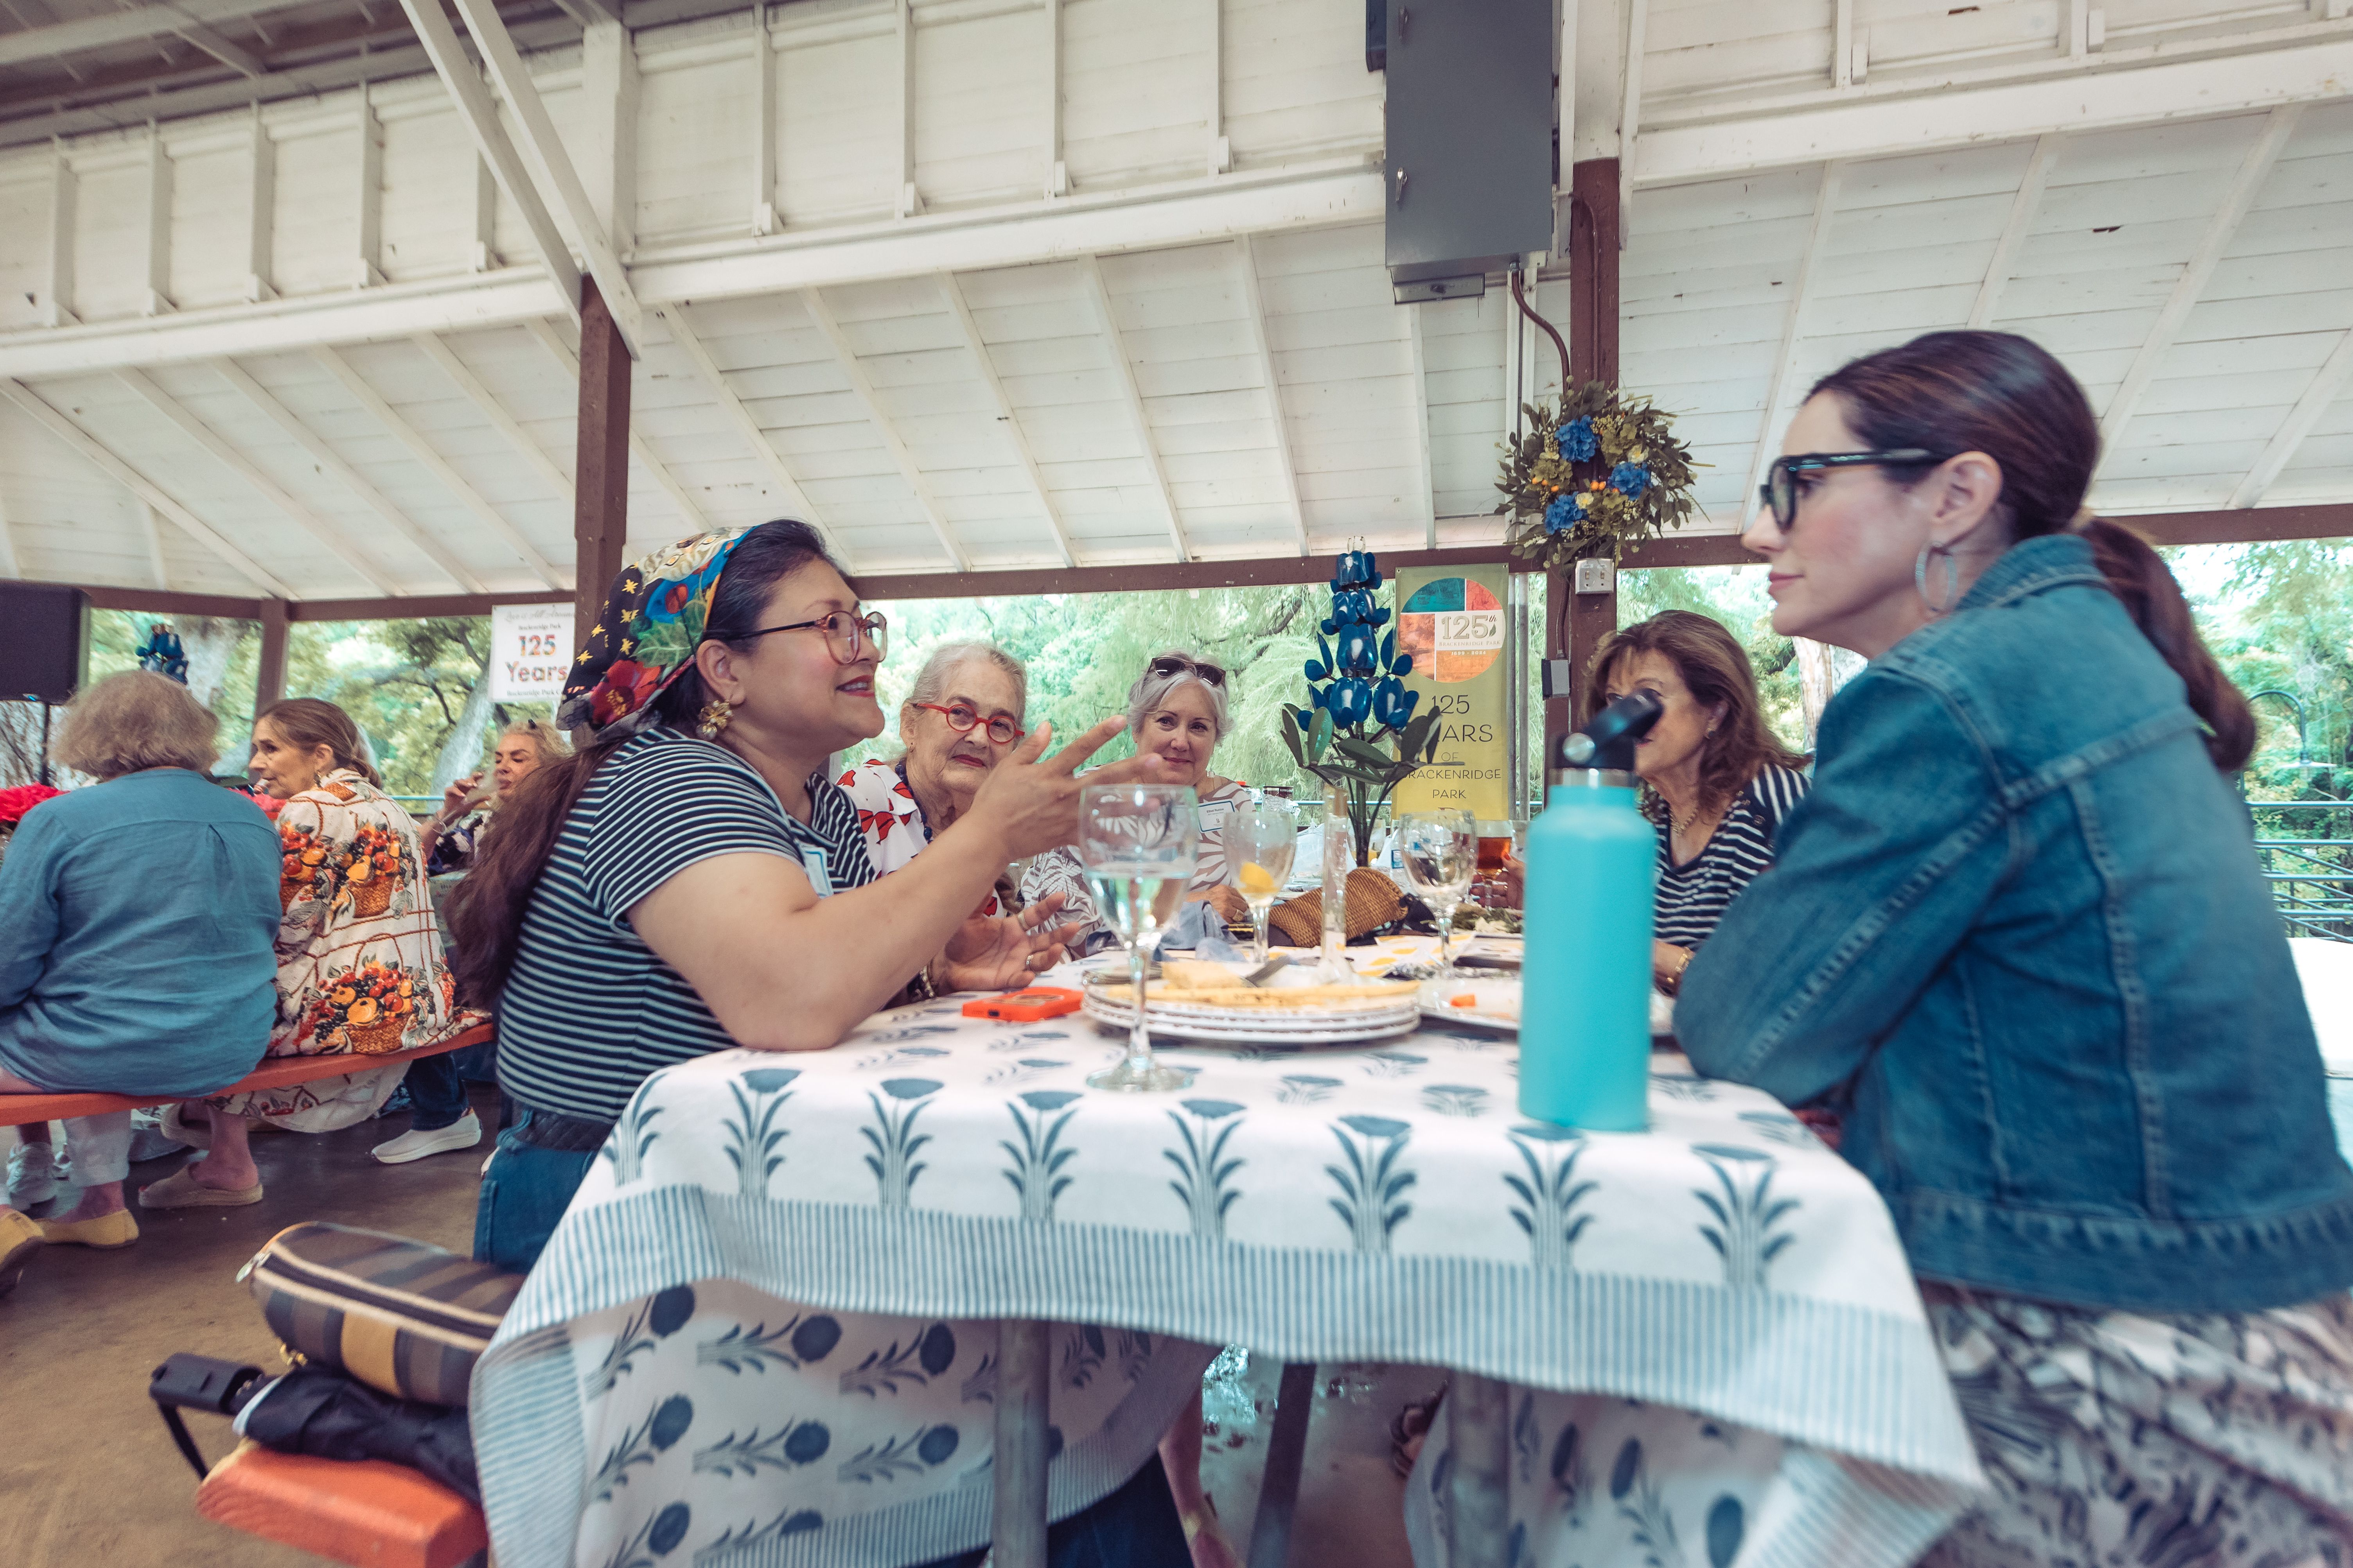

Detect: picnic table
[469, 970, 1983, 1568]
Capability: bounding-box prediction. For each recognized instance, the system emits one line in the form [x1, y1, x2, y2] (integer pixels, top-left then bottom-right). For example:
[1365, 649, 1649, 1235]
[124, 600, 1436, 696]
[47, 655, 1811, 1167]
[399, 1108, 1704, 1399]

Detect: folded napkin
[1155, 898, 1249, 961]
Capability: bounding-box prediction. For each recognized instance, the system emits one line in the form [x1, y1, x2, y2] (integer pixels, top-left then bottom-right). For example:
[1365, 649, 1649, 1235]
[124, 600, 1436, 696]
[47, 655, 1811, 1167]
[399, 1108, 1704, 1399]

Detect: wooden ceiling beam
[521, 317, 711, 536]
[1743, 161, 1844, 515]
[937, 272, 1076, 569]
[311, 345, 564, 588]
[2228, 327, 2353, 511]
[1078, 253, 1187, 562]
[659, 303, 842, 558]
[412, 332, 574, 504]
[212, 357, 488, 594]
[1232, 235, 1308, 556]
[1967, 135, 2058, 329]
[44, 504, 2342, 621]
[390, 0, 585, 333]
[800, 285, 969, 571]
[117, 364, 401, 594]
[448, 0, 645, 357]
[0, 377, 295, 598]
[2099, 106, 2301, 461]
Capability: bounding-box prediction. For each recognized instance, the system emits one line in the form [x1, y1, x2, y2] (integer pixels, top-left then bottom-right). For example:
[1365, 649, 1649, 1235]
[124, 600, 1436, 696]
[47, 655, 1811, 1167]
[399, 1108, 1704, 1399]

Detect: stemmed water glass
[1080, 782, 1200, 1093]
[1223, 795, 1300, 965]
[1399, 809, 1478, 980]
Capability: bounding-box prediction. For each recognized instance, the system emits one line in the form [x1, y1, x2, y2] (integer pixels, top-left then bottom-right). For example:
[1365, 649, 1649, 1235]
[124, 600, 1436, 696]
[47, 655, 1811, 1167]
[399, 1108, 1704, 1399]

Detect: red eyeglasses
[911, 702, 1024, 745]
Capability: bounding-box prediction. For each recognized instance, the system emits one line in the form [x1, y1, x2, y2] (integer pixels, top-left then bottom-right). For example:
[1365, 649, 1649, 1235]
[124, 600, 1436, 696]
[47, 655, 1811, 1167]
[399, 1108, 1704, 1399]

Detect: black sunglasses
[1148, 654, 1226, 687]
[1758, 450, 1944, 532]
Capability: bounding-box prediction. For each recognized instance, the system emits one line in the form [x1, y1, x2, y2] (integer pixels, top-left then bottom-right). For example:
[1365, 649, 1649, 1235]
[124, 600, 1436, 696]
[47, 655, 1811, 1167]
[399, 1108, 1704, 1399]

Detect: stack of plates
[1081, 980, 1421, 1045]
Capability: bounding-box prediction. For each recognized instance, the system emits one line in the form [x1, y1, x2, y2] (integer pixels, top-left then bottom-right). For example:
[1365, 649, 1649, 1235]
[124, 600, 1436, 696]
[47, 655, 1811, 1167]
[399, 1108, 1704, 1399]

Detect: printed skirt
[1919, 1281, 2353, 1568]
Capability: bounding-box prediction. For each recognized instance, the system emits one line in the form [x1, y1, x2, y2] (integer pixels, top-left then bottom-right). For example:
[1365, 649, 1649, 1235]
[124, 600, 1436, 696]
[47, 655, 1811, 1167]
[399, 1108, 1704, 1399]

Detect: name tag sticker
[800, 847, 834, 897]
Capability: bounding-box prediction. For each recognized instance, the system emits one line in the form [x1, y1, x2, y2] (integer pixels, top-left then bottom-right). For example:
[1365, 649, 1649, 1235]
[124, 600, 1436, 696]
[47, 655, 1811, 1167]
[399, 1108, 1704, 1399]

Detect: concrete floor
[3, 1085, 1424, 1568]
[1, 1087, 494, 1568]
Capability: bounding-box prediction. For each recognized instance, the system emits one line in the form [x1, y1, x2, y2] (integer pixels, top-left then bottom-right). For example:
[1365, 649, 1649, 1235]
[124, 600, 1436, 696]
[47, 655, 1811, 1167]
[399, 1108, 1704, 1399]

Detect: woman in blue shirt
[0, 671, 280, 1250]
[1679, 331, 2353, 1565]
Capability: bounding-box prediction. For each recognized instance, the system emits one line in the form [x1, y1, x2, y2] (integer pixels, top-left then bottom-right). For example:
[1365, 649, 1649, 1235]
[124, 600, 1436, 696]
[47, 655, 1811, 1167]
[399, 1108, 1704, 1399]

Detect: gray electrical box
[1383, 0, 1555, 302]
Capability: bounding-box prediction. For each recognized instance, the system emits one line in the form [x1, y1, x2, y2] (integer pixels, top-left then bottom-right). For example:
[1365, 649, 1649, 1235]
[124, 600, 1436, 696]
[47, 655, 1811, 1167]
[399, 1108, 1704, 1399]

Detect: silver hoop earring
[1915, 545, 1961, 616]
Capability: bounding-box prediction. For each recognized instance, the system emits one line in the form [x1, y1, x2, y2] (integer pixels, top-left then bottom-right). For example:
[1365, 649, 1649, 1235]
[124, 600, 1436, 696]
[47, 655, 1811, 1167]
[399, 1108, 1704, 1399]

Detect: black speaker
[0, 583, 90, 703]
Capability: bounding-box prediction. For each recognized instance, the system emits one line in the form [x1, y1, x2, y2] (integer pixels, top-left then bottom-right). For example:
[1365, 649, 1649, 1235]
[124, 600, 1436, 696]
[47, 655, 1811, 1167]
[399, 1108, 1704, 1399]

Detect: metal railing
[2251, 800, 2353, 942]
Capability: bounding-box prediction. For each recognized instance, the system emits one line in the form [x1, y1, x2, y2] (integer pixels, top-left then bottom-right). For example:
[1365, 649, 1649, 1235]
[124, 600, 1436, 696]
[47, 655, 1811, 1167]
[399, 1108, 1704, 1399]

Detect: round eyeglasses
[911, 701, 1024, 746]
[734, 610, 887, 665]
[1758, 450, 1943, 533]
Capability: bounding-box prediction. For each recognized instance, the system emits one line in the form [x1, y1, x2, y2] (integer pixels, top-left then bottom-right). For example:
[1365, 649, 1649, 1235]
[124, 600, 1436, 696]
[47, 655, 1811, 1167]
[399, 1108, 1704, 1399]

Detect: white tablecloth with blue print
[470, 980, 1985, 1568]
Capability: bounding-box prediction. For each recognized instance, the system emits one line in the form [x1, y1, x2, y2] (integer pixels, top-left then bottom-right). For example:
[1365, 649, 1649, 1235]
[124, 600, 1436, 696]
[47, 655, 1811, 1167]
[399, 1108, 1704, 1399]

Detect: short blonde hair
[54, 671, 220, 780]
[501, 718, 570, 762]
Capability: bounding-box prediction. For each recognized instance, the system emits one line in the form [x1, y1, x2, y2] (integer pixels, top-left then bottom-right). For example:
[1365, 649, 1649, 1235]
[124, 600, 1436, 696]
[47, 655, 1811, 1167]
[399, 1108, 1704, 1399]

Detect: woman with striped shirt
[446, 522, 1166, 1273]
[1585, 611, 1811, 995]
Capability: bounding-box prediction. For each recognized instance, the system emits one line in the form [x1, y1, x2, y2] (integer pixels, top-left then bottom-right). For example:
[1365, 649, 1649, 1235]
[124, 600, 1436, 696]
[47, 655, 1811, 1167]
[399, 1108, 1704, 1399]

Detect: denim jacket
[1678, 534, 2353, 1314]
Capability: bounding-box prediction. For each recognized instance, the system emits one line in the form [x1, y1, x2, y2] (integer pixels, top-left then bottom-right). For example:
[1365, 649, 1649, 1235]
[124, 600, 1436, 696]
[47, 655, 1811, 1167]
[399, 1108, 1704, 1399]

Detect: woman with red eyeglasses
[839, 640, 1031, 918]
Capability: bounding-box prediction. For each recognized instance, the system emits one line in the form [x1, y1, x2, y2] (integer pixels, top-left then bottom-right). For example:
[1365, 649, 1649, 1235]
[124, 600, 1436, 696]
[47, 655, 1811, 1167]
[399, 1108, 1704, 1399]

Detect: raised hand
[940, 892, 1086, 992]
[967, 717, 1173, 862]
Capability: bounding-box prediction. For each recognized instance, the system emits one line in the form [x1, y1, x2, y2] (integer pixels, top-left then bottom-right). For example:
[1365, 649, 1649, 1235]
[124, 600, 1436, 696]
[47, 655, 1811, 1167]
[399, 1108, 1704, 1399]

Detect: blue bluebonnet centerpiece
[1279, 546, 1440, 867]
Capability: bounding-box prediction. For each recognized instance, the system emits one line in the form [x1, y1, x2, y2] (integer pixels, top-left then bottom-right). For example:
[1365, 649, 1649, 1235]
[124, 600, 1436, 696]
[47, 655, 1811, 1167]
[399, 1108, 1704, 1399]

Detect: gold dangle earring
[697, 698, 734, 739]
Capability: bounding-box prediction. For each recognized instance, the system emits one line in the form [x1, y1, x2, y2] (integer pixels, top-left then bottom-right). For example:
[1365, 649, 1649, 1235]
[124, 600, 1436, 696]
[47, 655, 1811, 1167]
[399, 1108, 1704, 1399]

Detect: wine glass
[1224, 795, 1300, 965]
[1080, 782, 1200, 1093]
[1399, 809, 1478, 979]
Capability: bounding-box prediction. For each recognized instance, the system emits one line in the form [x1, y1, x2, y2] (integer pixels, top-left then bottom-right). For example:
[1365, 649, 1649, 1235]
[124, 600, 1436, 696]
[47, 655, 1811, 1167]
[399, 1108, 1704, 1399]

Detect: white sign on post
[489, 604, 577, 704]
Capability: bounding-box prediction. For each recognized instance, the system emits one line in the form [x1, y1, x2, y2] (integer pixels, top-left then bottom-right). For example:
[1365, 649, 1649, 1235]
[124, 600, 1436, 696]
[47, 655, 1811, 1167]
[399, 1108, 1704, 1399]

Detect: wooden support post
[575, 277, 632, 639]
[1552, 157, 1620, 750]
[255, 598, 290, 711]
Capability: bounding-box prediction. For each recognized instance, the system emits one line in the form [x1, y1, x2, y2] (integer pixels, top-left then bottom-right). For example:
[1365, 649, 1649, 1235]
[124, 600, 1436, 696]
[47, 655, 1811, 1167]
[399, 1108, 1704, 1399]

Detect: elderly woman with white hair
[839, 640, 1030, 917]
[0, 672, 280, 1249]
[1021, 650, 1249, 956]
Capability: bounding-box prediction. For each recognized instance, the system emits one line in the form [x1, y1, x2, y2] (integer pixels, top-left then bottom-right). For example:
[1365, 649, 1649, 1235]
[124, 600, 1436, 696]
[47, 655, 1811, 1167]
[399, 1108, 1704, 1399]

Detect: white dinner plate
[1080, 999, 1422, 1045]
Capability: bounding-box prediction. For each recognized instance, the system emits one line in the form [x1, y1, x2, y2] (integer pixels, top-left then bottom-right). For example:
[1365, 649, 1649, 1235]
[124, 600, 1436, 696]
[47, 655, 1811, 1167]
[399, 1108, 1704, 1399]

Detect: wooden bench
[0, 1021, 493, 1127]
[198, 1441, 487, 1568]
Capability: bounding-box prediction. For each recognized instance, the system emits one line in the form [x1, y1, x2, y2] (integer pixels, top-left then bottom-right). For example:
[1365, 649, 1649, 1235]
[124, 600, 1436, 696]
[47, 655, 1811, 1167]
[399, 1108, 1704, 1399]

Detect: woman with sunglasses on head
[1021, 651, 1252, 956]
[841, 640, 1030, 917]
[1675, 331, 2353, 1566]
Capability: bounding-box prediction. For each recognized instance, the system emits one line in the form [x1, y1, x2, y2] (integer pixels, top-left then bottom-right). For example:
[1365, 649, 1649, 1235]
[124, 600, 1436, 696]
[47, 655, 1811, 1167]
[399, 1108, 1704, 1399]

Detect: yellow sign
[1390, 564, 1510, 820]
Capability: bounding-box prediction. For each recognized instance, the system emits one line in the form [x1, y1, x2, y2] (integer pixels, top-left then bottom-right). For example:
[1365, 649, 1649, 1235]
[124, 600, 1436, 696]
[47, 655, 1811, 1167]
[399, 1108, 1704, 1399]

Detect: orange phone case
[961, 986, 1083, 1022]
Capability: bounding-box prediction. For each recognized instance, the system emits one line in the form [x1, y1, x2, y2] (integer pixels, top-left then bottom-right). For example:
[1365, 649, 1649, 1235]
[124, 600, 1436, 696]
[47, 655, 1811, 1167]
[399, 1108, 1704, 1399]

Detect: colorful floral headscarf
[559, 530, 749, 743]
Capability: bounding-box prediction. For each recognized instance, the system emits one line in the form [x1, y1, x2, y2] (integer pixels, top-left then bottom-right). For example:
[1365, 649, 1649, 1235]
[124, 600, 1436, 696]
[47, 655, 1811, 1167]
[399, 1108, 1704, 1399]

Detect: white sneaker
[6, 1141, 59, 1209]
[372, 1111, 483, 1165]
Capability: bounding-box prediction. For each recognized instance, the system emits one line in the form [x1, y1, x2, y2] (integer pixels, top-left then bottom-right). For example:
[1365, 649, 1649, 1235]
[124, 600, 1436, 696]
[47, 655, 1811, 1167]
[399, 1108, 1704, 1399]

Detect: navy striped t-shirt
[1648, 763, 1809, 953]
[496, 725, 875, 1125]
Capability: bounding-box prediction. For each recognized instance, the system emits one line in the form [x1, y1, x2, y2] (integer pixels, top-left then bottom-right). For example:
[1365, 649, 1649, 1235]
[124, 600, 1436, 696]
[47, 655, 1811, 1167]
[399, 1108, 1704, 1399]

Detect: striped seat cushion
[242, 1224, 523, 1408]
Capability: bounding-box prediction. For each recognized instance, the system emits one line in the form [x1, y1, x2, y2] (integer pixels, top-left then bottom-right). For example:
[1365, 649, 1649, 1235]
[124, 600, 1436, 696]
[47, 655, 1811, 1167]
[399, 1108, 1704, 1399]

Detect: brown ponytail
[445, 520, 839, 1006]
[1811, 330, 2255, 770]
[257, 698, 382, 788]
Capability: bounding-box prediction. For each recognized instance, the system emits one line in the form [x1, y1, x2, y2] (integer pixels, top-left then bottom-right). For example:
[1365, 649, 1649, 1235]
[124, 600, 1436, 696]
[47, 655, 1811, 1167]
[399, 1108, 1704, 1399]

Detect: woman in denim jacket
[1677, 331, 2353, 1565]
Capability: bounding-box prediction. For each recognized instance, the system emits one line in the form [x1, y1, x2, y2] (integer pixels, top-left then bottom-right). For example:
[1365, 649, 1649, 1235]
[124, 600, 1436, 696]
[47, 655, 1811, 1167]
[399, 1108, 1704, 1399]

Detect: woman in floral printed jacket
[141, 698, 453, 1209]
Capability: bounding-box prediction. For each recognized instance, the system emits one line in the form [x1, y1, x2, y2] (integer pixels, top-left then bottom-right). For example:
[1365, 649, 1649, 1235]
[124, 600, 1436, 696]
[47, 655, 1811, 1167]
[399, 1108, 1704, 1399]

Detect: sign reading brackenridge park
[489, 603, 577, 704]
[1389, 563, 1510, 820]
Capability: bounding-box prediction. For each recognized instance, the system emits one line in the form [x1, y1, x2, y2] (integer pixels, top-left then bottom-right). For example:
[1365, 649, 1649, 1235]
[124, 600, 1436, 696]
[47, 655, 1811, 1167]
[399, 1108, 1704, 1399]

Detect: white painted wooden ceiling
[0, 0, 2346, 602]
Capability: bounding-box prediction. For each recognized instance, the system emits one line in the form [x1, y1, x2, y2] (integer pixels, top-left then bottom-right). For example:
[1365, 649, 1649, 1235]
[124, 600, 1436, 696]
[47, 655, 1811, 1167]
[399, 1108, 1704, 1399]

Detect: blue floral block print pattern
[470, 992, 1983, 1568]
[563, 1278, 1212, 1568]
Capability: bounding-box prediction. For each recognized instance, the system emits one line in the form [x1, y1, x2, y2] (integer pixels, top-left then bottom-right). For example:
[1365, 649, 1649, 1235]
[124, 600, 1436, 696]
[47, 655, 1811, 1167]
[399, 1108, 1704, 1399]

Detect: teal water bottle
[1519, 691, 1665, 1131]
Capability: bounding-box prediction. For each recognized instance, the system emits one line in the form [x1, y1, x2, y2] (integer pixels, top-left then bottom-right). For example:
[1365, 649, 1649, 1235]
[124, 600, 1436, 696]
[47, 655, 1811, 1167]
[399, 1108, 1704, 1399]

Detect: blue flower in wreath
[1557, 417, 1598, 462]
[1609, 462, 1652, 499]
[1543, 494, 1578, 535]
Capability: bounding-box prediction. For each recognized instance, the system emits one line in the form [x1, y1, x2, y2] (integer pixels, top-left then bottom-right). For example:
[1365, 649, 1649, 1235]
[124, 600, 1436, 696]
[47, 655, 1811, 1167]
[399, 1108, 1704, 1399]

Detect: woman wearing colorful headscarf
[447, 522, 1184, 1567]
[448, 522, 1161, 1267]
